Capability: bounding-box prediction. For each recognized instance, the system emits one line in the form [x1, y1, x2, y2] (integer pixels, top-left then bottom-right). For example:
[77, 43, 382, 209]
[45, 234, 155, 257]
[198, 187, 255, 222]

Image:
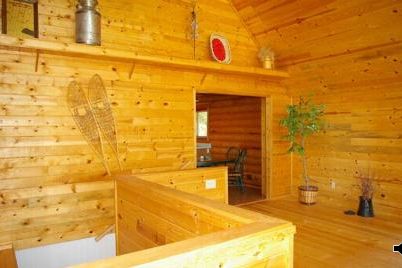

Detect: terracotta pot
[357, 196, 374, 217]
[298, 185, 318, 205]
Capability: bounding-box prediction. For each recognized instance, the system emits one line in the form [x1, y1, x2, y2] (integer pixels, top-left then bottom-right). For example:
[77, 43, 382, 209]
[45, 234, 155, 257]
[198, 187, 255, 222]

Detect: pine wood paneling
[0, 0, 288, 250]
[0, 51, 194, 250]
[36, 0, 260, 67]
[267, 94, 292, 198]
[0, 49, 285, 250]
[197, 94, 262, 188]
[233, 0, 402, 209]
[115, 177, 242, 255]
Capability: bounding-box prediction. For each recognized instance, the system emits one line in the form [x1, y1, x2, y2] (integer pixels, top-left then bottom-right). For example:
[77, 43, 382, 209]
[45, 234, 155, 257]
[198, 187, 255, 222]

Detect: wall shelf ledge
[0, 34, 289, 80]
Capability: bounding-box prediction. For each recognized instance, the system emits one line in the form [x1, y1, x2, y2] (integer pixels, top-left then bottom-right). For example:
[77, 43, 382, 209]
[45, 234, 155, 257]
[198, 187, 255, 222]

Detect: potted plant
[280, 96, 325, 205]
[258, 47, 275, 69]
[355, 173, 375, 217]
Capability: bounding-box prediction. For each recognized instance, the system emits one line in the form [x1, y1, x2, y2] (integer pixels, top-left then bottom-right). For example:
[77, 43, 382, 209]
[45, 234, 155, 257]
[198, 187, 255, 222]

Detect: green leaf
[280, 95, 326, 156]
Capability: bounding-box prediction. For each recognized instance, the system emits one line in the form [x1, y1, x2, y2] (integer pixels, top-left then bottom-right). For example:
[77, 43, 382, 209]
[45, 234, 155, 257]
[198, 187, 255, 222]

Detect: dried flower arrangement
[258, 47, 274, 61]
[258, 47, 275, 69]
[354, 171, 376, 217]
[355, 173, 375, 200]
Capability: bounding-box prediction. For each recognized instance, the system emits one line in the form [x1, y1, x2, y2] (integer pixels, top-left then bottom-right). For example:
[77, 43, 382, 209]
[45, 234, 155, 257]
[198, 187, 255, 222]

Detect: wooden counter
[73, 174, 295, 268]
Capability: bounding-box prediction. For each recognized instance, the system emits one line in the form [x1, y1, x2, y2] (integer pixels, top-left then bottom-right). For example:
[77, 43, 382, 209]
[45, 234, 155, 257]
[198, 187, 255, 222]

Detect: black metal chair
[226, 146, 240, 175]
[226, 147, 241, 162]
[228, 149, 247, 192]
[226, 146, 240, 174]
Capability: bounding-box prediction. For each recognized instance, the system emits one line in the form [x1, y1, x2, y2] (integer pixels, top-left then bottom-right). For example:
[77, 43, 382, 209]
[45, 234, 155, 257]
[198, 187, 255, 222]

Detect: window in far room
[197, 110, 208, 138]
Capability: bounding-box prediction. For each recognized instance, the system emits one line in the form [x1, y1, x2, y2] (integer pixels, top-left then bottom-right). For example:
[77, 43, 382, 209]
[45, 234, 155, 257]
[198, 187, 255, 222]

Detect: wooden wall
[233, 0, 402, 208]
[0, 0, 288, 250]
[264, 94, 292, 199]
[36, 0, 259, 67]
[197, 94, 262, 188]
[0, 52, 196, 250]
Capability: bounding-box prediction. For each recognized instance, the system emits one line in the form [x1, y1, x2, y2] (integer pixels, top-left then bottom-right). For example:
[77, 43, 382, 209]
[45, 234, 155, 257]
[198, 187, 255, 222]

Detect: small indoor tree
[280, 96, 325, 205]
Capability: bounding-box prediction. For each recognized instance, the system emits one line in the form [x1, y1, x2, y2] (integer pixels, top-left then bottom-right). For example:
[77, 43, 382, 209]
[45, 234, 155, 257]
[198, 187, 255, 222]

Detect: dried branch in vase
[355, 173, 375, 200]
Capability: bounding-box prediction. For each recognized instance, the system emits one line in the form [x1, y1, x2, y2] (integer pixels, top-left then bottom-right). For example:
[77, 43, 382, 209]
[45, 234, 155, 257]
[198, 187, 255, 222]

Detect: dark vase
[357, 196, 374, 217]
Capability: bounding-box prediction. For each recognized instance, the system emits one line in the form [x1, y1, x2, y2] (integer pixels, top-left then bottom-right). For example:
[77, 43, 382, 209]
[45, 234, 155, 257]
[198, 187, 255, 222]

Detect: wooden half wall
[77, 175, 295, 267]
[133, 167, 228, 204]
[115, 176, 240, 255]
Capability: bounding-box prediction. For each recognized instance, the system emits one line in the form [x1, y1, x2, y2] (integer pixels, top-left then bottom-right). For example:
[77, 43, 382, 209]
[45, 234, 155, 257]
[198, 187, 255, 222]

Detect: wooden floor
[228, 186, 263, 205]
[241, 196, 402, 268]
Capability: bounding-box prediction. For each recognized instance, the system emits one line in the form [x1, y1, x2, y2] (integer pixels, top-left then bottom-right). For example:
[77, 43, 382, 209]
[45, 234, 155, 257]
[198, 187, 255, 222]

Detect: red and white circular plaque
[210, 34, 231, 64]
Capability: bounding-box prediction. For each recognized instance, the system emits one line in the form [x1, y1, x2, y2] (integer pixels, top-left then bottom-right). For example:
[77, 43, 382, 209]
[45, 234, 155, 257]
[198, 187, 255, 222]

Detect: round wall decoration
[210, 34, 231, 64]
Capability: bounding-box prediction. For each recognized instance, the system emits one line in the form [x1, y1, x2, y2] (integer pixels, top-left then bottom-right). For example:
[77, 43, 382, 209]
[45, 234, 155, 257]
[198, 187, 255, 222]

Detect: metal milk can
[75, 0, 101, 45]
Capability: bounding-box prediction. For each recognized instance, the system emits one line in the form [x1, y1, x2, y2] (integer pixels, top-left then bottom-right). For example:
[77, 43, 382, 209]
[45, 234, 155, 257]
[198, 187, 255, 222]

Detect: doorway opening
[195, 93, 266, 205]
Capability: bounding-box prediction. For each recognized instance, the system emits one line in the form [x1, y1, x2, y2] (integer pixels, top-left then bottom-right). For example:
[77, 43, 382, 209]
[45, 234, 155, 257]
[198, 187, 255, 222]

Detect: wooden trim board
[0, 244, 18, 268]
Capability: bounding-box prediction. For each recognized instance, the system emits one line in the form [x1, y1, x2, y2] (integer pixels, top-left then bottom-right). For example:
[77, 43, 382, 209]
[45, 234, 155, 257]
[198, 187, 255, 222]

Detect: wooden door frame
[194, 90, 273, 200]
[261, 96, 274, 200]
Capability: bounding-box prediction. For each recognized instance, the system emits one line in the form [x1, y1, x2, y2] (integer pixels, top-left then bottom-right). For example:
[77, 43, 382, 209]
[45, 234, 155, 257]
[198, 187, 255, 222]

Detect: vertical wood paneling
[267, 94, 292, 198]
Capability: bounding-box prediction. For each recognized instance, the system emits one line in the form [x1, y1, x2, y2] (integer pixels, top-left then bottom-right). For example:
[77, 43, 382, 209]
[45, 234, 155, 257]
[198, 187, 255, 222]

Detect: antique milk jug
[75, 0, 101, 45]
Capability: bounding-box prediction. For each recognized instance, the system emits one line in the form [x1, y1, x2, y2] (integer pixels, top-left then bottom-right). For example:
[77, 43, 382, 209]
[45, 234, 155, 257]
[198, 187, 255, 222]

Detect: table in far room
[197, 159, 235, 168]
